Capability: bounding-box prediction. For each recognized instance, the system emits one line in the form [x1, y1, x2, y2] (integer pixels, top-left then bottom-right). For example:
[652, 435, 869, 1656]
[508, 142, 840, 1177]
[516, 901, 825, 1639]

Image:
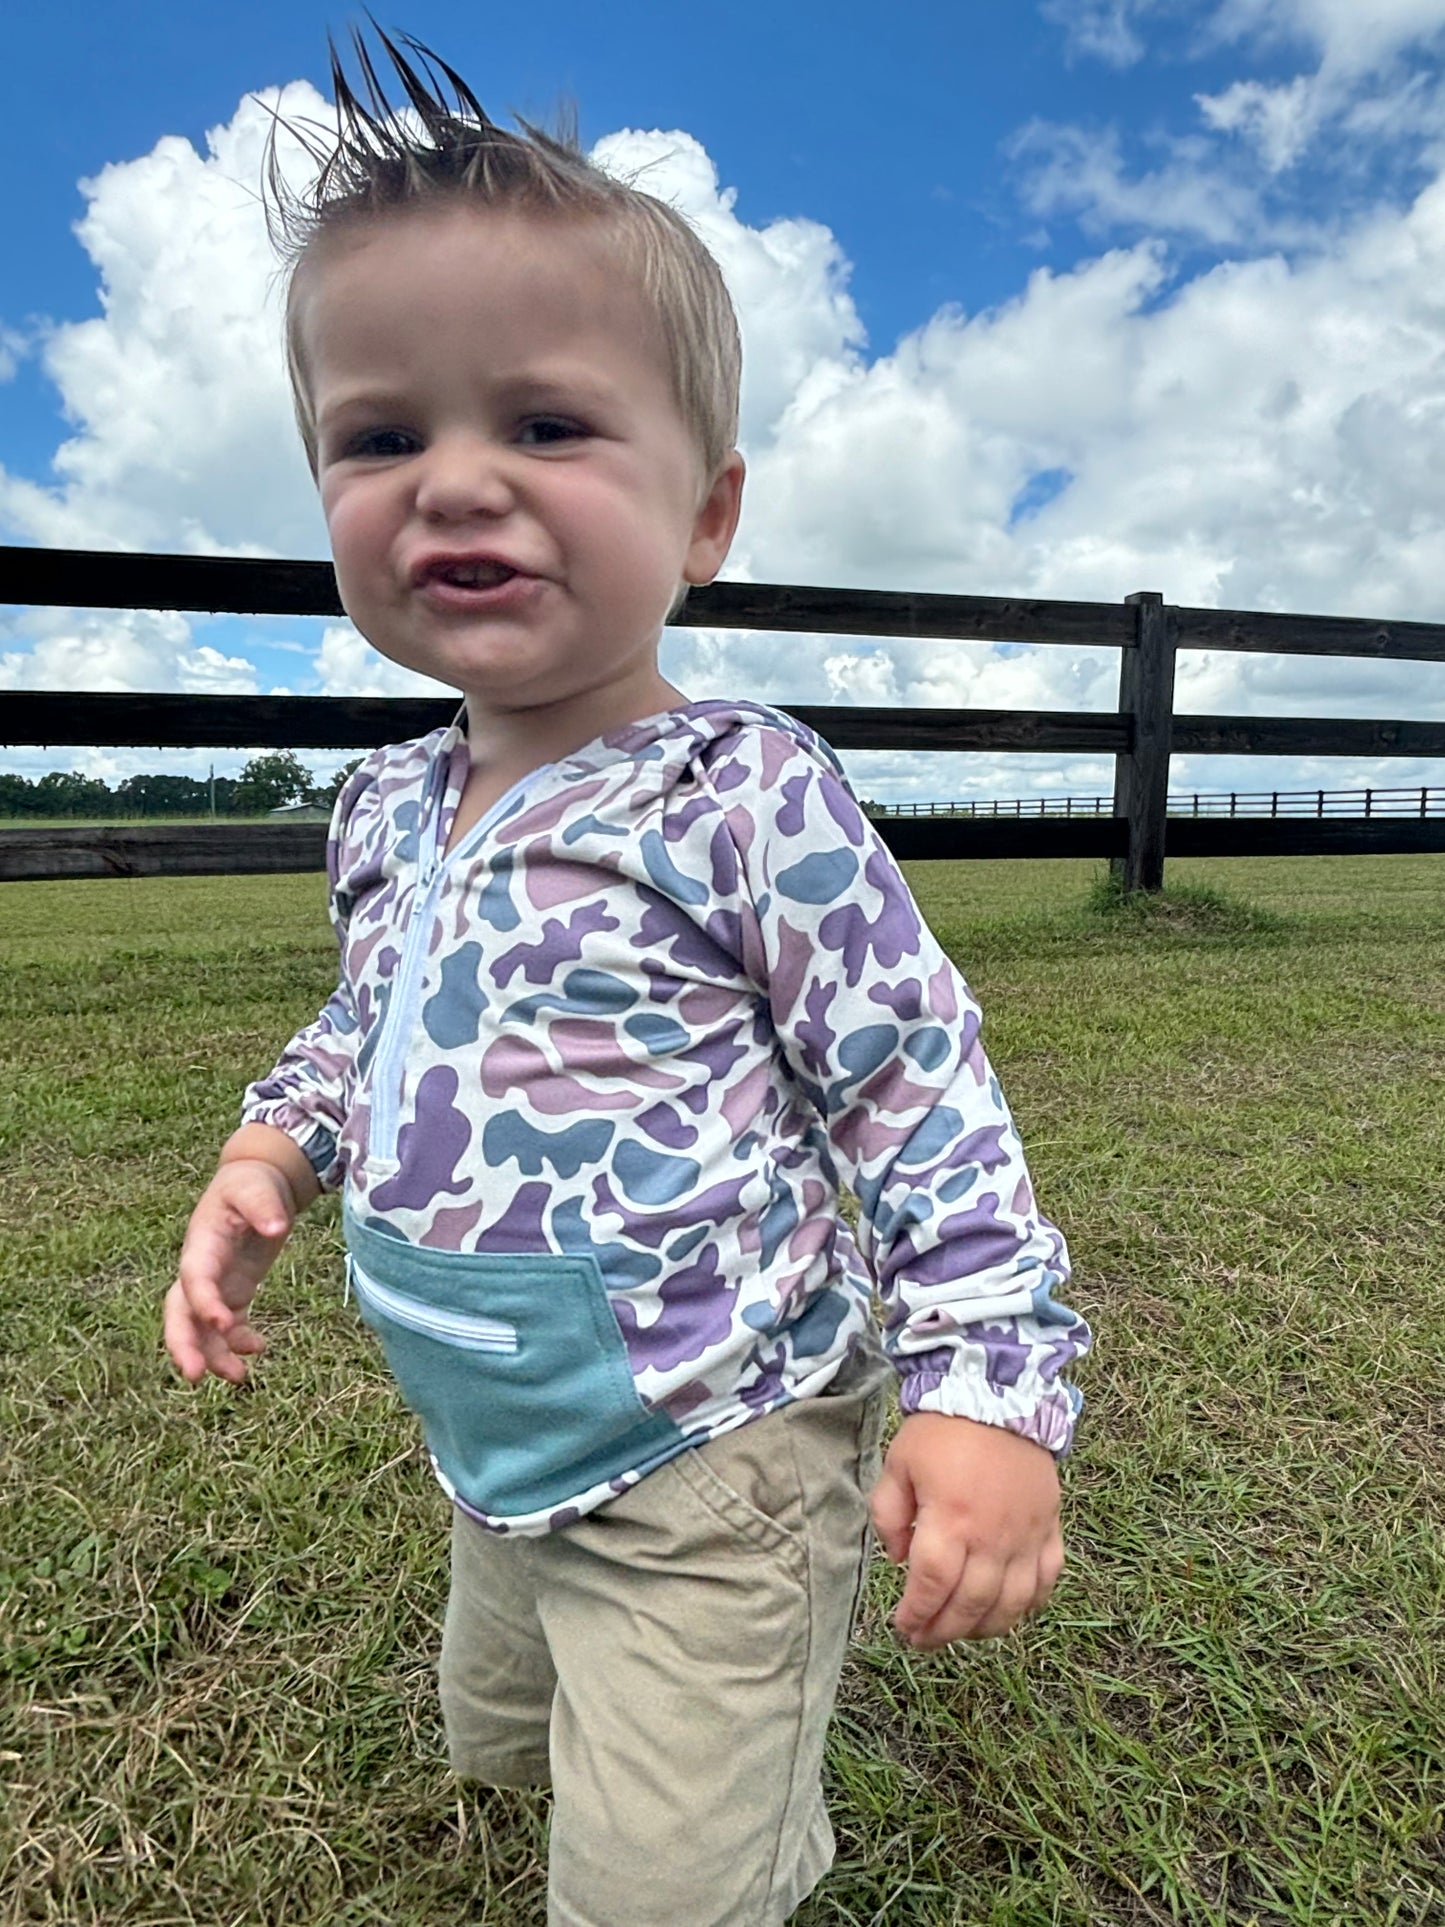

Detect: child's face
[294, 204, 743, 724]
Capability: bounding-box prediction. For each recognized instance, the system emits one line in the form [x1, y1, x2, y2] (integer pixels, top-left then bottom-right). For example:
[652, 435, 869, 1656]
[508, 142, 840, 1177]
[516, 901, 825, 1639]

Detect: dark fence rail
[10, 693, 1445, 762]
[4, 544, 1445, 886]
[872, 784, 1445, 819]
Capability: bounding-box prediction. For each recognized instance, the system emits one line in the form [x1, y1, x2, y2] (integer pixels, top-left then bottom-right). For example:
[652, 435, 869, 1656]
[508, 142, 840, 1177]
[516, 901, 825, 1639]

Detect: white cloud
[313, 622, 458, 700]
[0, 86, 328, 561]
[1210, 0, 1445, 77]
[592, 128, 867, 441]
[1041, 0, 1445, 192]
[1045, 0, 1445, 77]
[1040, 0, 1160, 67]
[1194, 60, 1445, 177]
[1010, 121, 1271, 245]
[1196, 75, 1324, 172]
[0, 605, 256, 695]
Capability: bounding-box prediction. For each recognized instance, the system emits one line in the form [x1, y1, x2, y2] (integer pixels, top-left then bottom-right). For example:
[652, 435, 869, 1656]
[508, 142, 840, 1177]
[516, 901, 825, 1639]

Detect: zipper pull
[411, 862, 438, 917]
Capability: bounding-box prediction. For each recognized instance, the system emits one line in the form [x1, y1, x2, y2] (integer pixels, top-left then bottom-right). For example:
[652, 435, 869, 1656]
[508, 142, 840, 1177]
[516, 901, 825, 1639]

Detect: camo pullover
[243, 699, 1090, 1534]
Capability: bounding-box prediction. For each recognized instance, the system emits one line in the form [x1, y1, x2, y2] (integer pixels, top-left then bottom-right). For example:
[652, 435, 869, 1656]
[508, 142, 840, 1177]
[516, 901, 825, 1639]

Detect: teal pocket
[344, 1208, 683, 1520]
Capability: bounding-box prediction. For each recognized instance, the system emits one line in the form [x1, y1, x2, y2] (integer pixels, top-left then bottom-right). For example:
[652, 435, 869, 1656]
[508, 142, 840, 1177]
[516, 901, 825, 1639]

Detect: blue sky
[5, 0, 1445, 804]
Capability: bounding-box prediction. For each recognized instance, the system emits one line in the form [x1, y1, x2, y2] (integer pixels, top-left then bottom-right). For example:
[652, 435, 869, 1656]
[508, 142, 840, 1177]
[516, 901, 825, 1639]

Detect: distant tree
[0, 773, 40, 818]
[115, 773, 210, 817]
[312, 757, 364, 808]
[233, 750, 313, 815]
[34, 770, 114, 817]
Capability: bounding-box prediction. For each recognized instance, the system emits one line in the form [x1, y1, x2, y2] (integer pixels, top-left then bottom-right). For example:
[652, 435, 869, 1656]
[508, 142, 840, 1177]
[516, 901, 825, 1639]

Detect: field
[2, 854, 1442, 1925]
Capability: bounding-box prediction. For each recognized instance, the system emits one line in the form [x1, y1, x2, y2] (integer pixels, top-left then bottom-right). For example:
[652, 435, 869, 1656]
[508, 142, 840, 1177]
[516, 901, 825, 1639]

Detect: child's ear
[682, 451, 746, 585]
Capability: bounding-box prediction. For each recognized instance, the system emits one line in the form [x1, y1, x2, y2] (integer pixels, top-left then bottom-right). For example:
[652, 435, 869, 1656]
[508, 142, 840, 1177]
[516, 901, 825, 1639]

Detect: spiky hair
[267, 24, 741, 476]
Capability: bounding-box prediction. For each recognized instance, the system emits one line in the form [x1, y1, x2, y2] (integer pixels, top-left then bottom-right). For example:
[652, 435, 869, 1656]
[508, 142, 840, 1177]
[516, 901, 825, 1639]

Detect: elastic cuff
[897, 1369, 1080, 1456]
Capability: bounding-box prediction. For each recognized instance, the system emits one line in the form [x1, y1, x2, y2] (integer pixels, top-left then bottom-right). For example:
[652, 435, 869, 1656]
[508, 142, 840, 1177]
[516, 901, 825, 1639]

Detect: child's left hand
[870, 1412, 1064, 1648]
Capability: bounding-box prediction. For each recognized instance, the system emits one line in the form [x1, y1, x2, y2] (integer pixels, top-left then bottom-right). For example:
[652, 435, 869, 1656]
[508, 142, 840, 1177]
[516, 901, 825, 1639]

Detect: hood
[560, 698, 835, 799]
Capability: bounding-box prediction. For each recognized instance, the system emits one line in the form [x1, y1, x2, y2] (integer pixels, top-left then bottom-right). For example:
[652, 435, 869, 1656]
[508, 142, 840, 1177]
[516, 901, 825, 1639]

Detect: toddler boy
[165, 32, 1091, 1926]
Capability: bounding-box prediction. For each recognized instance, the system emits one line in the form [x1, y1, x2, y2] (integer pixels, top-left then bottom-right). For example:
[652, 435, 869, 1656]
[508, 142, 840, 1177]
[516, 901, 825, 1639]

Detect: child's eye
[517, 417, 587, 447]
[343, 426, 421, 460]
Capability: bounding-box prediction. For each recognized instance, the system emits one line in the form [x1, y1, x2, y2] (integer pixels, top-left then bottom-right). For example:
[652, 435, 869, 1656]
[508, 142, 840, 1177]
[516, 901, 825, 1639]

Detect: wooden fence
[871, 784, 1445, 820]
[4, 544, 1445, 887]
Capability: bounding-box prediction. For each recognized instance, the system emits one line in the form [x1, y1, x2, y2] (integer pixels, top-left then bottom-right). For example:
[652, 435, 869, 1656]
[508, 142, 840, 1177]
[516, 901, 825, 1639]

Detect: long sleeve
[702, 725, 1091, 1454]
[239, 763, 373, 1190]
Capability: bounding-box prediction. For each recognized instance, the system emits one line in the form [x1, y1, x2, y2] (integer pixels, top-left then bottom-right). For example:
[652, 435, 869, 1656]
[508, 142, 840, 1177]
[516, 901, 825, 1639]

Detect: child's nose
[415, 435, 516, 522]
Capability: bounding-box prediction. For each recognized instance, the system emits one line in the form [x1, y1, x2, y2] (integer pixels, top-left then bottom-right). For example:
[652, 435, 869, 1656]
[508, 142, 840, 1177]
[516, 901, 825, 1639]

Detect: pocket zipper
[347, 1257, 520, 1353]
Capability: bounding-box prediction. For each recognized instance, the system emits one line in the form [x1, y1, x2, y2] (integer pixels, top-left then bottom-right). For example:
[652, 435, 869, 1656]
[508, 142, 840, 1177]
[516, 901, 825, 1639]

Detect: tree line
[0, 752, 362, 820]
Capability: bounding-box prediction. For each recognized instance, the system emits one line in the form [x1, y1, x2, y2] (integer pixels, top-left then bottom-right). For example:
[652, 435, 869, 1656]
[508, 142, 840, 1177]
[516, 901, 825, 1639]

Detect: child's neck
[446, 674, 686, 854]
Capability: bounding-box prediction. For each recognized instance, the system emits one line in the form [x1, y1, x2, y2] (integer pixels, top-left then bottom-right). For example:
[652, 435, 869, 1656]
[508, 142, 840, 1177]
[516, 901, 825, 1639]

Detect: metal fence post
[1110, 591, 1176, 893]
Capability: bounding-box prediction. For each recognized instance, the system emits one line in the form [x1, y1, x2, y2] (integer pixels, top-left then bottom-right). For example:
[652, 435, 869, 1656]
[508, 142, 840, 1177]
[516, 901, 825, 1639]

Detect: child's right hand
[165, 1133, 315, 1384]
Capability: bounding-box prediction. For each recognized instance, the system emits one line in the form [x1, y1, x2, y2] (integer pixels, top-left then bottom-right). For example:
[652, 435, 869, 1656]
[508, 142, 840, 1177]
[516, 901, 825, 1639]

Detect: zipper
[347, 1257, 519, 1353]
[367, 751, 554, 1168]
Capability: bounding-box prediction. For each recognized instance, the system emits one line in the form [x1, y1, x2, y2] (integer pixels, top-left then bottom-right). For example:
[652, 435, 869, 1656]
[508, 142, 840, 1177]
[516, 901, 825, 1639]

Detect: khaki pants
[439, 1358, 888, 1927]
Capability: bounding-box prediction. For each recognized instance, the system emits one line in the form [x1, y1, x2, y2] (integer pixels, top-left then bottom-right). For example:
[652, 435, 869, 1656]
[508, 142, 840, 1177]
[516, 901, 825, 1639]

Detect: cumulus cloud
[0, 606, 257, 695]
[0, 86, 328, 560]
[313, 622, 458, 699]
[593, 129, 868, 445]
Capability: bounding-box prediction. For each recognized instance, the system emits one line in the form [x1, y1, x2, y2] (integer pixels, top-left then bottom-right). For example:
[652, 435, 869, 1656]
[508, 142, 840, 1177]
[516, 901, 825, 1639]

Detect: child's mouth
[429, 560, 517, 589]
[413, 556, 542, 611]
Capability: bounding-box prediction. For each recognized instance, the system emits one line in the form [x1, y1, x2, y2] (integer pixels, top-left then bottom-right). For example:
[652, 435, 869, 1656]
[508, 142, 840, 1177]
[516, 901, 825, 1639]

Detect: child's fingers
[868, 1458, 916, 1566]
[164, 1281, 264, 1384]
[908, 1547, 1061, 1647]
[176, 1176, 291, 1328]
[163, 1288, 208, 1382]
[163, 1280, 228, 1380]
[892, 1514, 969, 1644]
[173, 1237, 239, 1333]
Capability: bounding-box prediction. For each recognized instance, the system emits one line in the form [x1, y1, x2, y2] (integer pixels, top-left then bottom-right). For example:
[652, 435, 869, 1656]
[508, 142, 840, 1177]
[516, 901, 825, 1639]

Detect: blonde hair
[267, 27, 741, 478]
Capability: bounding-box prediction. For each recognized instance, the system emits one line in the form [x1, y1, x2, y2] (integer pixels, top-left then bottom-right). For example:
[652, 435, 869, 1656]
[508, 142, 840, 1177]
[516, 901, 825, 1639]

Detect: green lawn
[2, 856, 1442, 1925]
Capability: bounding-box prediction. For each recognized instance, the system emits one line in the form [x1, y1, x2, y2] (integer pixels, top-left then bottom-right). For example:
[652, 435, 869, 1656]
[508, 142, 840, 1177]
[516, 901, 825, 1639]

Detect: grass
[2, 853, 1443, 1925]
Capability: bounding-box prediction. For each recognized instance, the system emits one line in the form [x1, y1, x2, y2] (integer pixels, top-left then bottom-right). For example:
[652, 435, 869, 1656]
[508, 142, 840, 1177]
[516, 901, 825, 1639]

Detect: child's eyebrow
[491, 369, 619, 413]
[314, 384, 413, 428]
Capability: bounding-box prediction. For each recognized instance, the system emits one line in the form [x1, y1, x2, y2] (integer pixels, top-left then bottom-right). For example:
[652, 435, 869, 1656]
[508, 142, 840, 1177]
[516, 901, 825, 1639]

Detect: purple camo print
[243, 700, 1091, 1532]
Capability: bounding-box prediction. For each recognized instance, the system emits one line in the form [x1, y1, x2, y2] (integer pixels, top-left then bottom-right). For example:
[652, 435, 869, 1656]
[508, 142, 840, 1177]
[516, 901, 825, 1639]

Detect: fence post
[1110, 591, 1176, 893]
